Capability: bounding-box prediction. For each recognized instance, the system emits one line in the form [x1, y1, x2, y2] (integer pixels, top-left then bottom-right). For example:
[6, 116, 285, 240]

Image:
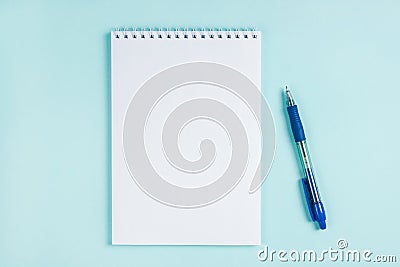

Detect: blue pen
[285, 86, 327, 230]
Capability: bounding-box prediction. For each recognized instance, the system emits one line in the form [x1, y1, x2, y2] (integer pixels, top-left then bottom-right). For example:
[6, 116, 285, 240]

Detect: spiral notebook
[111, 28, 275, 245]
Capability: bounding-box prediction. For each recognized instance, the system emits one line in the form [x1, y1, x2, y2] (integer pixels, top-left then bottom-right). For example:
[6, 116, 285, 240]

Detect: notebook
[111, 28, 275, 245]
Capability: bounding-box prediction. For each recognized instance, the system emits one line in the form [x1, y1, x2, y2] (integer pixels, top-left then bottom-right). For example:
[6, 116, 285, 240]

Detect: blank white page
[111, 29, 274, 245]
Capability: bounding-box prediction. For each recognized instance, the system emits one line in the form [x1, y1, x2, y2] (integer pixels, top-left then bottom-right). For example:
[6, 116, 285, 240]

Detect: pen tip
[284, 86, 295, 105]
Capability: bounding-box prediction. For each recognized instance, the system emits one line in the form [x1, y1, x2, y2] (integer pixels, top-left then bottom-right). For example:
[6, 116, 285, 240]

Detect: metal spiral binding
[112, 27, 258, 39]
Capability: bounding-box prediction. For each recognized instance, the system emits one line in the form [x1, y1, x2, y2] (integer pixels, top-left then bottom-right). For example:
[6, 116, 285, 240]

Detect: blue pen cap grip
[287, 105, 306, 142]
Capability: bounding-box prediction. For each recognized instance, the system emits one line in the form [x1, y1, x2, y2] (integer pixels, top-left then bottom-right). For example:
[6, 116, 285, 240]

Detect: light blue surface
[1, 0, 399, 266]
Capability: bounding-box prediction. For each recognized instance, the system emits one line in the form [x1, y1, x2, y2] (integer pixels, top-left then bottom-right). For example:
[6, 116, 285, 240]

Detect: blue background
[1, 0, 399, 266]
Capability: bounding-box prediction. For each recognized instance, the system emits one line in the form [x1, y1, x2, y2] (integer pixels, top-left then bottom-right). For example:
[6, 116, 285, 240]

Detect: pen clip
[301, 178, 316, 222]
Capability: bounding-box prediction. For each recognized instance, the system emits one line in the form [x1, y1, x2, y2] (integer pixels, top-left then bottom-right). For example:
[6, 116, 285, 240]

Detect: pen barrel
[286, 91, 327, 229]
[304, 166, 321, 203]
[287, 105, 306, 142]
[297, 141, 321, 203]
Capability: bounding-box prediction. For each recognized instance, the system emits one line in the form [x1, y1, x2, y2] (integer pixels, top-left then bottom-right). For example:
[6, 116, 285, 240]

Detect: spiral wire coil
[112, 27, 259, 39]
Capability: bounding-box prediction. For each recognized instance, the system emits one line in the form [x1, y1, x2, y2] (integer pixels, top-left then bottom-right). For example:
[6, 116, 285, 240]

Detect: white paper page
[111, 30, 274, 245]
